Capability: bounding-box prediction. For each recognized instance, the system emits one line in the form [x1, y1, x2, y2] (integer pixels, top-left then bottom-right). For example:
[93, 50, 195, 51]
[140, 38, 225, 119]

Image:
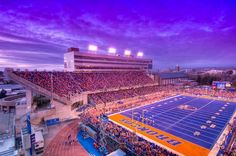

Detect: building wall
[160, 78, 187, 85]
[64, 51, 152, 72]
[64, 52, 75, 72]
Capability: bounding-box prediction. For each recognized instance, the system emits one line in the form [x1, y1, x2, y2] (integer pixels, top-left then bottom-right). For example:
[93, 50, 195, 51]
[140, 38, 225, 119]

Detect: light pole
[131, 103, 134, 145]
[142, 109, 147, 127]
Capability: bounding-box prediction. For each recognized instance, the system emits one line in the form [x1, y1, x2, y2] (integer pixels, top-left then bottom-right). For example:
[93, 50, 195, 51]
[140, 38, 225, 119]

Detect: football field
[109, 95, 236, 156]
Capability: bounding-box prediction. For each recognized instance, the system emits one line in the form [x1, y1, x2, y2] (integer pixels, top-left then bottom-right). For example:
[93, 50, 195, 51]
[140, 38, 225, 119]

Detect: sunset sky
[0, 0, 235, 70]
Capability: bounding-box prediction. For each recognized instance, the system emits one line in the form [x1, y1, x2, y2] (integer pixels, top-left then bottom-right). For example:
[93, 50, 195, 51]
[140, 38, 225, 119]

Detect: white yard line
[165, 100, 215, 130]
[108, 94, 182, 116]
[141, 97, 199, 119]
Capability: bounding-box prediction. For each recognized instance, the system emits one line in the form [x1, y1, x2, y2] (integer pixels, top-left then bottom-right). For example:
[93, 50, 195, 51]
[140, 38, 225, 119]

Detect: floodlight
[124, 50, 131, 56]
[108, 47, 116, 54]
[88, 44, 98, 51]
[137, 51, 143, 57]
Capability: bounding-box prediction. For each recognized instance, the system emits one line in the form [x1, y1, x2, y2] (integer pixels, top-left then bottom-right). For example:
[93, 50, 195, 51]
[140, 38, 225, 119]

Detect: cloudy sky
[0, 0, 235, 70]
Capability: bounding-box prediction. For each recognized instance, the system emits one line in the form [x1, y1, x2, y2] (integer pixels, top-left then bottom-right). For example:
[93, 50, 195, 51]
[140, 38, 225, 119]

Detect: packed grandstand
[5, 49, 236, 156]
[13, 71, 156, 98]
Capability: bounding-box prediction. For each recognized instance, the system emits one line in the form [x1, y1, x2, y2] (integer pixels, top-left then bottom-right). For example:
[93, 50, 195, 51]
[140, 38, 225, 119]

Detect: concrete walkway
[43, 120, 89, 156]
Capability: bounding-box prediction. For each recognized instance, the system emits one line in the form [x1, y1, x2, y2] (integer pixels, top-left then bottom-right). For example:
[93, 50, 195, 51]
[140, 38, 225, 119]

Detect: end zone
[109, 113, 210, 156]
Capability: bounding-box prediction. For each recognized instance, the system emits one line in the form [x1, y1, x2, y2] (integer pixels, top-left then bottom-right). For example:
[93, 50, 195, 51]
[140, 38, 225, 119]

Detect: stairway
[0, 147, 15, 156]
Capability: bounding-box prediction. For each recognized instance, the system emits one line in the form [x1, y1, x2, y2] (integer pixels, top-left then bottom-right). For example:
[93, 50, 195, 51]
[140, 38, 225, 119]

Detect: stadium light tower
[108, 47, 116, 54]
[124, 49, 131, 56]
[137, 51, 143, 57]
[88, 44, 98, 52]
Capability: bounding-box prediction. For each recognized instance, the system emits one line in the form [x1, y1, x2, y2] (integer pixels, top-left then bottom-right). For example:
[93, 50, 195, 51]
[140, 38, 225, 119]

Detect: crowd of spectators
[13, 71, 155, 98]
[104, 121, 176, 156]
[89, 85, 161, 104]
[181, 88, 236, 101]
[89, 83, 236, 105]
[80, 105, 176, 156]
[89, 85, 180, 105]
[12, 70, 236, 155]
[76, 71, 155, 91]
[217, 119, 236, 155]
[80, 85, 236, 156]
[14, 71, 83, 98]
[14, 70, 235, 103]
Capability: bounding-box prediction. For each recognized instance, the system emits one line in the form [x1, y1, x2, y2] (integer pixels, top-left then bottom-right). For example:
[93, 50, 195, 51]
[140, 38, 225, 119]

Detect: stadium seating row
[13, 71, 155, 98]
[89, 85, 161, 104]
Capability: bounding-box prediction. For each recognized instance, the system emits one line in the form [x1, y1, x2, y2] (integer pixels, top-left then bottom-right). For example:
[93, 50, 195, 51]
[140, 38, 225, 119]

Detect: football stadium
[109, 96, 236, 156]
[2, 47, 236, 156]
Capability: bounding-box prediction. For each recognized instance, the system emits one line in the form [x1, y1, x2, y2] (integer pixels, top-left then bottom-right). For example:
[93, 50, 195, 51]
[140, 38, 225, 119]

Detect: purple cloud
[0, 0, 235, 70]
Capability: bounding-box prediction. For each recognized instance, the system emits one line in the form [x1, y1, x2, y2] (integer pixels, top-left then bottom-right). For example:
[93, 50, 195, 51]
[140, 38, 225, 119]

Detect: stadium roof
[158, 72, 187, 79]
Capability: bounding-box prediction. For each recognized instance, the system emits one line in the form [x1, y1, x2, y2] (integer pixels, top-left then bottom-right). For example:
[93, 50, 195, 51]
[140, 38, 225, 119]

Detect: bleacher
[89, 85, 160, 104]
[11, 71, 155, 99]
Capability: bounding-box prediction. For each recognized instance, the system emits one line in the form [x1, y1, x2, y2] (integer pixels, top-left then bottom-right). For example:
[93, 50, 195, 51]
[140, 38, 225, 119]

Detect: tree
[196, 75, 202, 84]
[226, 70, 233, 75]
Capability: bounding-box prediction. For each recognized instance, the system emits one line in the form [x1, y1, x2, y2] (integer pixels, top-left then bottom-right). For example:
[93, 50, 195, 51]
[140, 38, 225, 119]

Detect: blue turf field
[120, 95, 236, 149]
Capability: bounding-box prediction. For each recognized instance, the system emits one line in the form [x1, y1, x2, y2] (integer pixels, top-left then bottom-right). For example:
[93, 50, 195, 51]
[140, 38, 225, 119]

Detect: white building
[64, 47, 152, 72]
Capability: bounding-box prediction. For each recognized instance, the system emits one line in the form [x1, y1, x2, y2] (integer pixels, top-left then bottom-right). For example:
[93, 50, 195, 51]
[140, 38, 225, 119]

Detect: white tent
[107, 149, 126, 156]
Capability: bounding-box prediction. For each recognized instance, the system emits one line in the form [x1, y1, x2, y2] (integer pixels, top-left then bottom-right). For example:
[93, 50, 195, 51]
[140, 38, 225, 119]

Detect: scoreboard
[212, 81, 231, 89]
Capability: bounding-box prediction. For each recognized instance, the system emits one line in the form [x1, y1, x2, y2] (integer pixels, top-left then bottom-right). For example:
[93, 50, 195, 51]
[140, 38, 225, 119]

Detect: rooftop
[158, 72, 187, 79]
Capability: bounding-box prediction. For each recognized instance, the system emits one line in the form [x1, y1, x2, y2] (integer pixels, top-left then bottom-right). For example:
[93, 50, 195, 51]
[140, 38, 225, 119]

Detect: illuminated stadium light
[108, 47, 116, 54]
[88, 44, 98, 51]
[137, 51, 143, 57]
[124, 50, 131, 56]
